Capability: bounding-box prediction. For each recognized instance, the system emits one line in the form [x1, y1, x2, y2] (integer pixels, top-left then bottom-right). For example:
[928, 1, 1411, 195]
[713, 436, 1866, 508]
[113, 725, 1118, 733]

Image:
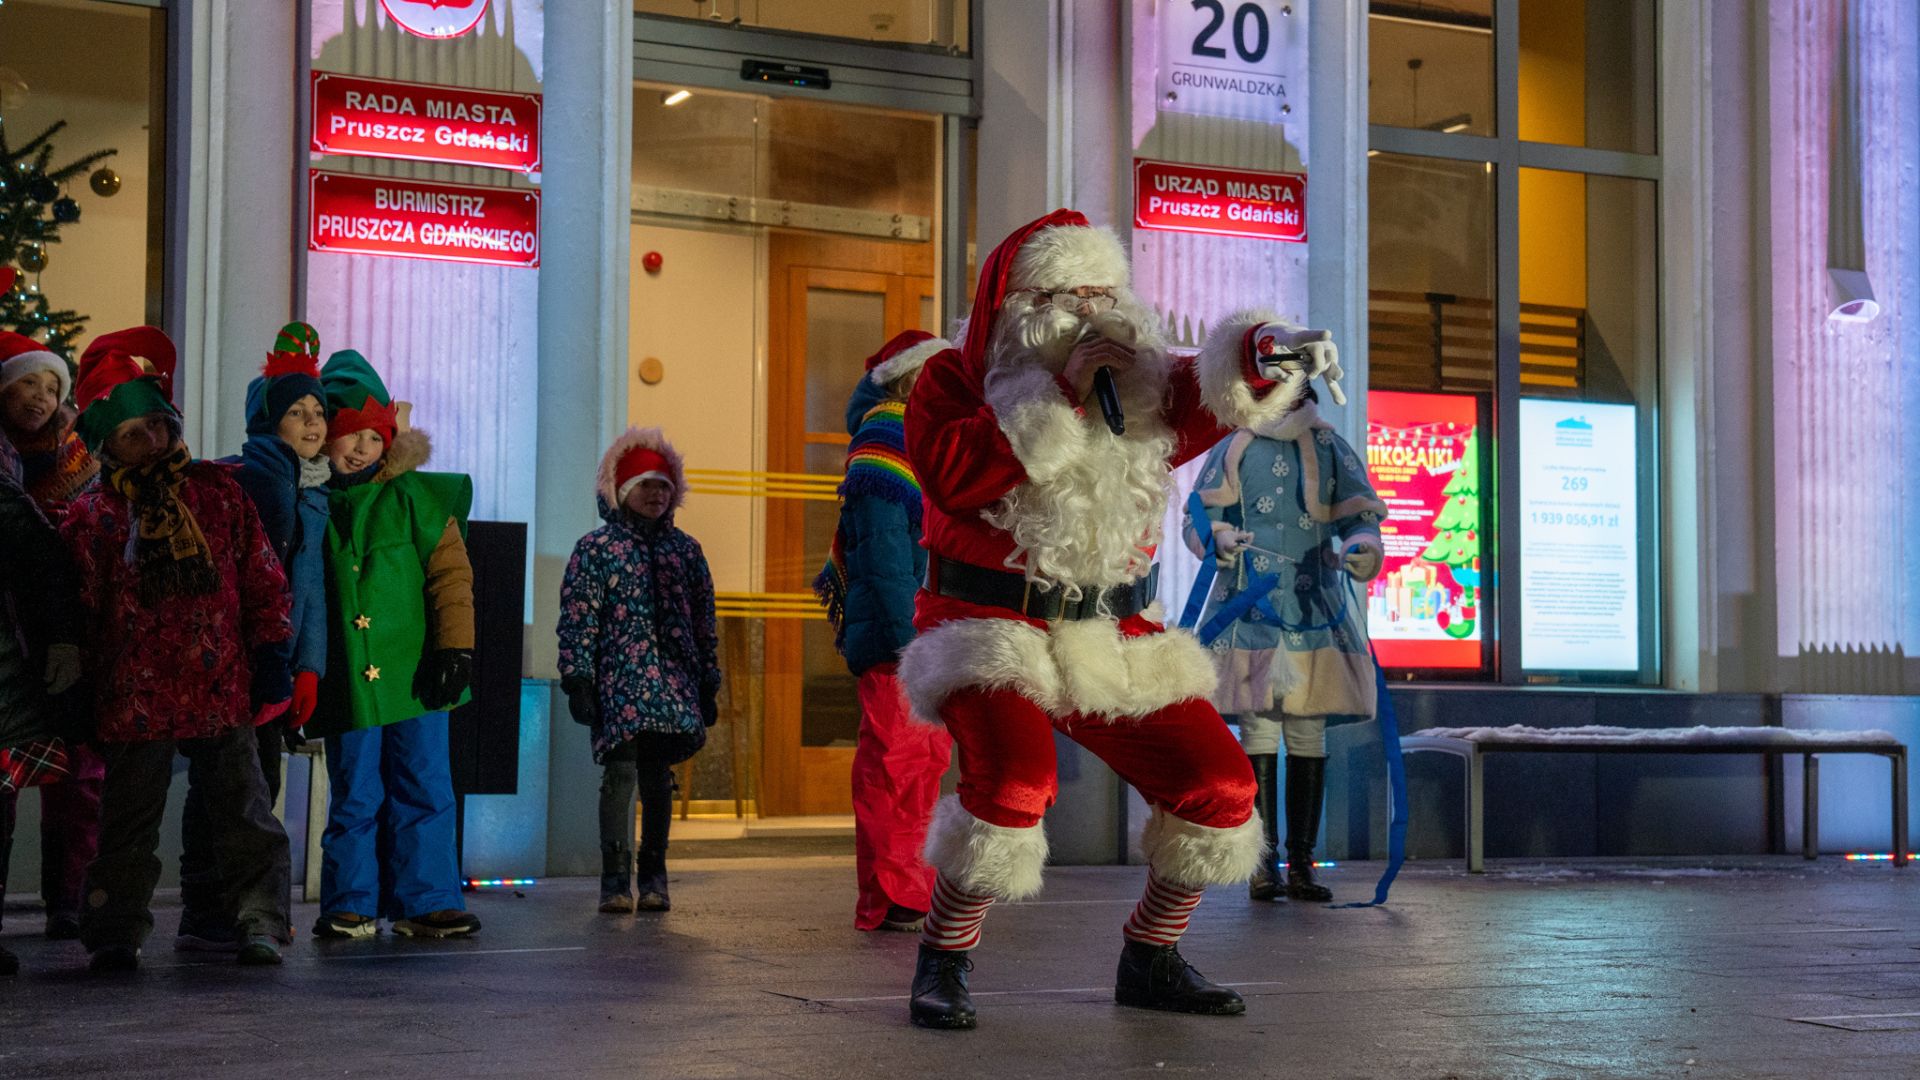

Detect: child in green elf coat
[308, 349, 479, 940]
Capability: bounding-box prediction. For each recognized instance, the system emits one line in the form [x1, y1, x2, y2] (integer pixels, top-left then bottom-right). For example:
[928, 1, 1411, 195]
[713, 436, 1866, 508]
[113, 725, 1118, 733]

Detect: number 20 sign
[1155, 0, 1304, 126]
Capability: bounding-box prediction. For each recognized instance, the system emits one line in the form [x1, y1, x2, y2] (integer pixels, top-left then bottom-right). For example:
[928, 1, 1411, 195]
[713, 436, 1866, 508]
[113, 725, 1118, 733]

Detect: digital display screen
[1519, 399, 1639, 672]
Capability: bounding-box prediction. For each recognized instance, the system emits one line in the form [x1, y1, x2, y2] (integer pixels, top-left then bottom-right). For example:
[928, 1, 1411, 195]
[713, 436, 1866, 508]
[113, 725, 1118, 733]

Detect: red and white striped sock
[920, 874, 995, 951]
[1122, 870, 1205, 947]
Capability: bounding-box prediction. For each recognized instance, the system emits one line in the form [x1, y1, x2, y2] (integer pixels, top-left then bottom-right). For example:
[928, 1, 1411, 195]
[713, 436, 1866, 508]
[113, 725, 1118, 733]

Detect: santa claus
[899, 209, 1341, 1029]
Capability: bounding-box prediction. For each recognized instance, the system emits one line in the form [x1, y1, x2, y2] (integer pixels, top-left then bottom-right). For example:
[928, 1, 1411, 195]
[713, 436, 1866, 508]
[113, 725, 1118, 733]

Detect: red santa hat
[0, 330, 71, 402]
[958, 208, 1132, 382]
[865, 329, 951, 387]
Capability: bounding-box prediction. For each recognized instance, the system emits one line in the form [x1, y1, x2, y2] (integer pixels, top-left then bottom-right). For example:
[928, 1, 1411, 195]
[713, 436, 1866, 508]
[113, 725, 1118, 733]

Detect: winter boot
[393, 910, 481, 938]
[635, 845, 671, 912]
[1114, 939, 1246, 1016]
[1284, 755, 1332, 902]
[879, 904, 926, 932]
[909, 943, 977, 1029]
[599, 842, 635, 914]
[1247, 753, 1282, 902]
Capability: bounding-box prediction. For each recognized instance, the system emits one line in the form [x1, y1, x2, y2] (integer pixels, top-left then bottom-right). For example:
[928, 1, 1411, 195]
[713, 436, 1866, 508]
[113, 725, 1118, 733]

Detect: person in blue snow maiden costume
[1186, 315, 1388, 903]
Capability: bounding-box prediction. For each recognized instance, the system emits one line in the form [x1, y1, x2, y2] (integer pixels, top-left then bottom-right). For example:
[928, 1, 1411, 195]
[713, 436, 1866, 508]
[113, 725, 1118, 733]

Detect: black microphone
[1076, 317, 1129, 436]
[1091, 367, 1125, 435]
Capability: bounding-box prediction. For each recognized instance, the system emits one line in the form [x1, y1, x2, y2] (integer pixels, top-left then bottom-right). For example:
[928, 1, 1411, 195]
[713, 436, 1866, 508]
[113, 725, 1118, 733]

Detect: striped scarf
[813, 400, 922, 644]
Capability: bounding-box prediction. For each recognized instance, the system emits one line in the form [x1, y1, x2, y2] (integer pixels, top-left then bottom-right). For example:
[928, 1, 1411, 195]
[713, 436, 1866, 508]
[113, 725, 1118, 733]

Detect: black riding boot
[1114, 939, 1246, 1015]
[909, 943, 977, 1029]
[1247, 753, 1282, 901]
[1284, 755, 1332, 902]
[598, 843, 634, 913]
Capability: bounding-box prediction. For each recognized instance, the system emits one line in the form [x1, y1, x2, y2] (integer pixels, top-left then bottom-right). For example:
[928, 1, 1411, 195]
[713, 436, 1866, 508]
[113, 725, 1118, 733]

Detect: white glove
[44, 643, 82, 697]
[1251, 323, 1346, 406]
[1342, 544, 1383, 582]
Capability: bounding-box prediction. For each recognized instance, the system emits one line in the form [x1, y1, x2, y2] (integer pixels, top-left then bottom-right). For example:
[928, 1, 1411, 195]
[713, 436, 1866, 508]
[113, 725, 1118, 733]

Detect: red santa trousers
[852, 667, 953, 930]
[925, 686, 1259, 898]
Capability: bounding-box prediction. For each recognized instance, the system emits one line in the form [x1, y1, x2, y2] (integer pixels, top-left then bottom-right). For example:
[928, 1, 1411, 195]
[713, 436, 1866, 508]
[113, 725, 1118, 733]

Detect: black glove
[249, 644, 293, 710]
[700, 688, 719, 729]
[421, 648, 474, 711]
[563, 678, 598, 727]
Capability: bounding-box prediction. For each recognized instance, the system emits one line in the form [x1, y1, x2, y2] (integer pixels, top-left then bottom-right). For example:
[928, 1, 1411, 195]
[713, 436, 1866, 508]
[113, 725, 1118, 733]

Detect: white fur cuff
[923, 795, 1049, 901]
[1338, 534, 1385, 582]
[1140, 807, 1265, 888]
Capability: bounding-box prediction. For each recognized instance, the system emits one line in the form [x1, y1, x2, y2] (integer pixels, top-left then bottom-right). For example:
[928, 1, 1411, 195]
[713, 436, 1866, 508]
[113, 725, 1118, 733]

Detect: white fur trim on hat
[616, 470, 675, 505]
[1139, 806, 1264, 888]
[869, 336, 950, 387]
[896, 603, 1217, 723]
[922, 794, 1049, 901]
[0, 348, 70, 401]
[1010, 223, 1132, 291]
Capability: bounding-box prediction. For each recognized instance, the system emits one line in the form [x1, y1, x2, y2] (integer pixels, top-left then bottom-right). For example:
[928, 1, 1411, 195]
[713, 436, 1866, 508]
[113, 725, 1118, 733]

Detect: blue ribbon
[1177, 490, 1218, 630]
[1332, 653, 1408, 908]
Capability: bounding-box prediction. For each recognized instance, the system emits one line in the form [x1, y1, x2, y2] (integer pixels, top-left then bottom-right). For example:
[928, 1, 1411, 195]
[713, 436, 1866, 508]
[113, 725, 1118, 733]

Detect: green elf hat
[320, 349, 398, 445]
[74, 326, 181, 452]
[246, 321, 326, 437]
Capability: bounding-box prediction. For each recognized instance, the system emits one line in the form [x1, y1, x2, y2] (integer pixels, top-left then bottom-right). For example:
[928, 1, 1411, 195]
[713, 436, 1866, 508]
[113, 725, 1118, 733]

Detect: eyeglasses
[1014, 286, 1119, 315]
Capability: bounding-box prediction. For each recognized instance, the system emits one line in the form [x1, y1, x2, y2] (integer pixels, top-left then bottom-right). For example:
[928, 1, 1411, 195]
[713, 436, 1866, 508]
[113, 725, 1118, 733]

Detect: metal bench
[1401, 725, 1909, 873]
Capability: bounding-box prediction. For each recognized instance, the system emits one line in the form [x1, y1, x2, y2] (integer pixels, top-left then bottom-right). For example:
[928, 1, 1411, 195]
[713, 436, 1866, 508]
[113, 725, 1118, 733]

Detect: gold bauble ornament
[18, 246, 47, 273]
[90, 167, 122, 197]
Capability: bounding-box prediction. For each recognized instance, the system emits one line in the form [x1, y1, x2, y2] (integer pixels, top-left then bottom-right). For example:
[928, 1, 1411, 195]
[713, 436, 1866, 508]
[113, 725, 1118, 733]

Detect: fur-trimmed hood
[1196, 309, 1305, 433]
[372, 427, 434, 483]
[595, 426, 688, 515]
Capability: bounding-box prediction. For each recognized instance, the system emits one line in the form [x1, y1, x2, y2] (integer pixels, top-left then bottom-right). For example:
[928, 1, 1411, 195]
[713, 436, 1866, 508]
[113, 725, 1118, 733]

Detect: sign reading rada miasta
[311, 72, 541, 173]
[309, 170, 540, 269]
[1133, 158, 1305, 243]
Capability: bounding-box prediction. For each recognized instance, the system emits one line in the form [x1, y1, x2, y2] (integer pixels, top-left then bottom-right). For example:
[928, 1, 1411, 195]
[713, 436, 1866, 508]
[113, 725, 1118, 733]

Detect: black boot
[1115, 939, 1245, 1015]
[909, 943, 977, 1030]
[598, 843, 634, 914]
[635, 760, 672, 912]
[1284, 755, 1332, 902]
[635, 846, 670, 912]
[1247, 753, 1282, 902]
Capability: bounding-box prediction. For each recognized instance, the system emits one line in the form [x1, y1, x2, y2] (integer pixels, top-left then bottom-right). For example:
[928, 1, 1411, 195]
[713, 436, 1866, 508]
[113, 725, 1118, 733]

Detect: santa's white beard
[981, 296, 1176, 595]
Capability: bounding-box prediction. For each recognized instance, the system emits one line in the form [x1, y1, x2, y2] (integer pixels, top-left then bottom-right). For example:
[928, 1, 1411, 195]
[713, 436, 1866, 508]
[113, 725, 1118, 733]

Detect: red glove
[252, 699, 290, 727]
[289, 671, 320, 729]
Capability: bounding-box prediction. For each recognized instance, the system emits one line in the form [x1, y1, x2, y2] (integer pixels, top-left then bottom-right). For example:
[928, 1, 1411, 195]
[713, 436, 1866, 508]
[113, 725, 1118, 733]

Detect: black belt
[927, 556, 1157, 622]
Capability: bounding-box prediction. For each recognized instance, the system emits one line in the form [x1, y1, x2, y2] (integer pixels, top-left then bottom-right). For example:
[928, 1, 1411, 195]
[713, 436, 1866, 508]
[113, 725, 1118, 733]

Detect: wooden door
[762, 232, 935, 816]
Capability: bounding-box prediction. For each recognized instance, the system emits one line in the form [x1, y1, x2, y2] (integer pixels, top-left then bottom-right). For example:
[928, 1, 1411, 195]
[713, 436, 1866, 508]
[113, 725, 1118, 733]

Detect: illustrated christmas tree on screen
[1418, 428, 1481, 639]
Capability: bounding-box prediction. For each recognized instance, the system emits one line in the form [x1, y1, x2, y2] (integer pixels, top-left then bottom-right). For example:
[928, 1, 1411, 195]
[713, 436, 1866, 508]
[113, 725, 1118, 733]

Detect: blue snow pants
[320, 712, 465, 920]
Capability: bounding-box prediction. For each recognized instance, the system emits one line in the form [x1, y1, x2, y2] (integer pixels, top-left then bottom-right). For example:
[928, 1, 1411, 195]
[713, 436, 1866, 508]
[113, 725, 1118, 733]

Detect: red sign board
[1365, 390, 1484, 671]
[379, 0, 491, 40]
[1132, 158, 1306, 243]
[311, 72, 540, 173]
[308, 170, 540, 269]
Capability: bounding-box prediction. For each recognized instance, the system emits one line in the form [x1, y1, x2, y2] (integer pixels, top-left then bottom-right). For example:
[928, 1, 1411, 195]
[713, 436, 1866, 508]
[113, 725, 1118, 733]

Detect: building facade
[2, 0, 1915, 881]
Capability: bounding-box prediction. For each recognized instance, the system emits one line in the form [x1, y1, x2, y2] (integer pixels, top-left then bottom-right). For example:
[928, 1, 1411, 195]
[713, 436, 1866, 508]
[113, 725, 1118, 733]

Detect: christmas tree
[1418, 428, 1480, 638]
[0, 117, 117, 360]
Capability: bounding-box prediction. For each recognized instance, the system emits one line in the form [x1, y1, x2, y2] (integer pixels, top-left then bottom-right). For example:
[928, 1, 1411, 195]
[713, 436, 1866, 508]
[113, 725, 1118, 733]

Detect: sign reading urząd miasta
[308, 170, 540, 269]
[1133, 159, 1305, 243]
[311, 72, 541, 174]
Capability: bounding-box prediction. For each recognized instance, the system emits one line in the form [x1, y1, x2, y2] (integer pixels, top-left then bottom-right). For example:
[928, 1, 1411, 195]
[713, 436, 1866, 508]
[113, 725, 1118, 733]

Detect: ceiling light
[662, 89, 692, 107]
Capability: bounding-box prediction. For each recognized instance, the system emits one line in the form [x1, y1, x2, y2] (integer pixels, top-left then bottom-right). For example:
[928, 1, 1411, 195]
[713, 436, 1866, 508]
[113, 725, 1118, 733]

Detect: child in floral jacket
[558, 428, 720, 914]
